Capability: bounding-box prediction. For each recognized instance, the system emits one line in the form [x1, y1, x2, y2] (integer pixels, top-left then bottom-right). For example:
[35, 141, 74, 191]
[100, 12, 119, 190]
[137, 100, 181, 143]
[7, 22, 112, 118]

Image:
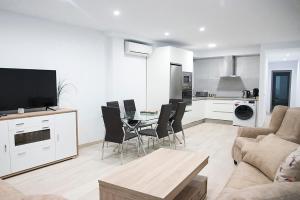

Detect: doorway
[271, 71, 291, 111]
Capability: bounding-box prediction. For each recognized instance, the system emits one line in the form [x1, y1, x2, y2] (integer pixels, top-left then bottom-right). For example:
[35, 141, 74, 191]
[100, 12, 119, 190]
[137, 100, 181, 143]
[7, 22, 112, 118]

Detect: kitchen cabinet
[205, 100, 234, 121]
[183, 99, 234, 125]
[147, 46, 194, 111]
[183, 100, 206, 125]
[54, 112, 77, 160]
[0, 121, 11, 176]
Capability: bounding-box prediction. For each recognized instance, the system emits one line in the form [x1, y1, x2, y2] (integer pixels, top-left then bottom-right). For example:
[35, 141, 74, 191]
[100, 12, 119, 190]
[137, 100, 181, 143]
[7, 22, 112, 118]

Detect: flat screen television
[0, 68, 57, 111]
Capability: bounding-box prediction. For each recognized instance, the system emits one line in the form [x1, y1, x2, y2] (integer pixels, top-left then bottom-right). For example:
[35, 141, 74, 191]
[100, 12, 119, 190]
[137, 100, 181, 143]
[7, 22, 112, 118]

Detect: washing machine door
[235, 105, 254, 120]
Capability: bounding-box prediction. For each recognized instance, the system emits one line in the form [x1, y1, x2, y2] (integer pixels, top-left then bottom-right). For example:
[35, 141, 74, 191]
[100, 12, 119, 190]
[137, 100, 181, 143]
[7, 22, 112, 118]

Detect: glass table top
[121, 111, 160, 122]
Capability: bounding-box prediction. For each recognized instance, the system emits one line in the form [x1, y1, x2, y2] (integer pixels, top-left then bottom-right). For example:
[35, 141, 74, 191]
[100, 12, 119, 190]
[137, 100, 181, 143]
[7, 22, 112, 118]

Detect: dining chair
[123, 99, 136, 113]
[169, 99, 183, 111]
[123, 99, 140, 127]
[138, 104, 173, 148]
[101, 106, 141, 164]
[106, 101, 120, 110]
[169, 102, 187, 148]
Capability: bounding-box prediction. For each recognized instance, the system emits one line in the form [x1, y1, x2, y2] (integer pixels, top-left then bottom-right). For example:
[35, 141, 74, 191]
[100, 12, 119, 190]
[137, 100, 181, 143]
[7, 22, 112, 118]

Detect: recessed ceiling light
[208, 43, 216, 48]
[199, 27, 206, 32]
[164, 32, 170, 36]
[286, 53, 290, 57]
[113, 10, 120, 16]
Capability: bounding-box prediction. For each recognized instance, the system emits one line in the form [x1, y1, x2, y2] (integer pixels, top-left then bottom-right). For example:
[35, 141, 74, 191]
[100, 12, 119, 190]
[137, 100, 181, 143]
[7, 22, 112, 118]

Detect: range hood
[221, 56, 239, 77]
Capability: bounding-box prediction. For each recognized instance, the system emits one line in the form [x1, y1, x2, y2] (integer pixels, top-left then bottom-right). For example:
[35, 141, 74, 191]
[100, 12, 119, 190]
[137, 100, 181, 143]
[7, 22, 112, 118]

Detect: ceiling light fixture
[164, 32, 170, 36]
[199, 27, 206, 32]
[208, 43, 216, 48]
[113, 10, 121, 16]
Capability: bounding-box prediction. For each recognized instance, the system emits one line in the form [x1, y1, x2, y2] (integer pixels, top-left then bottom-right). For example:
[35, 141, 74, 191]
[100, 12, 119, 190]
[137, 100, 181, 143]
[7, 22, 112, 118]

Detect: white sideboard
[0, 109, 78, 178]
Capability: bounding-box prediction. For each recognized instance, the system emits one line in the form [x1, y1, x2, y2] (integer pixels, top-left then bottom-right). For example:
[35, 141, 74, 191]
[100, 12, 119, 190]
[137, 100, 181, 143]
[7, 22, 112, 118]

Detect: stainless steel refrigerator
[169, 64, 183, 100]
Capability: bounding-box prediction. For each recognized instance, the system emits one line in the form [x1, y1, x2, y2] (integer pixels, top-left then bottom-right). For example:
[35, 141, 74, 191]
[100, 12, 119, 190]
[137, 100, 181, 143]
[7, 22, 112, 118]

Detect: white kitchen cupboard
[147, 46, 194, 111]
[0, 109, 78, 178]
[205, 100, 234, 121]
[182, 100, 206, 125]
[0, 121, 11, 176]
[54, 112, 77, 160]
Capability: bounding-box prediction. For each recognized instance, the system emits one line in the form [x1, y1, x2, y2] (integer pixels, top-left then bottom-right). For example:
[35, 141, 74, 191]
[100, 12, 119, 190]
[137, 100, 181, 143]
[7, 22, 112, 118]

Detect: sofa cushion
[0, 179, 24, 200]
[234, 137, 256, 149]
[275, 146, 300, 182]
[226, 162, 272, 189]
[276, 108, 300, 144]
[217, 182, 300, 200]
[243, 134, 299, 180]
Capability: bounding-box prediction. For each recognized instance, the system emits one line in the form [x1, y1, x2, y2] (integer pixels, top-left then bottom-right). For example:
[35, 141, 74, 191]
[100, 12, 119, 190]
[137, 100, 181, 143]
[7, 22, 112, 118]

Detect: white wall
[258, 42, 300, 126]
[0, 11, 108, 144]
[106, 37, 147, 112]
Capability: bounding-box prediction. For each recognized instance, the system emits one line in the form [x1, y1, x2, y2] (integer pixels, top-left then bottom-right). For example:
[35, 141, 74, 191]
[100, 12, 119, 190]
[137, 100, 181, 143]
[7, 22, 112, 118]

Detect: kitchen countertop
[192, 97, 259, 101]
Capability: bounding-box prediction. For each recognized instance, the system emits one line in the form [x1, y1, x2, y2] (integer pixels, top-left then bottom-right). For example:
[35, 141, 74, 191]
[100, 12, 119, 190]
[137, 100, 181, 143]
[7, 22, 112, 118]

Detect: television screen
[0, 68, 57, 111]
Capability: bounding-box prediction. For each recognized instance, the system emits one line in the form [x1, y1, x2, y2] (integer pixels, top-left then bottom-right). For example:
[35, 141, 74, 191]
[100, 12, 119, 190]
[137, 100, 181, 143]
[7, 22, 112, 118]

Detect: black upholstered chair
[123, 99, 140, 127]
[101, 106, 141, 163]
[123, 99, 136, 113]
[106, 101, 120, 110]
[169, 102, 186, 148]
[169, 99, 183, 111]
[138, 104, 172, 148]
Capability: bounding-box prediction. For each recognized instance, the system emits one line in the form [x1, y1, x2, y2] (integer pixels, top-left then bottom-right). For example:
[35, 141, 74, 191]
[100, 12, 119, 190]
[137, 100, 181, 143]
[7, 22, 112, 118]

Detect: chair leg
[138, 136, 146, 155]
[167, 135, 172, 148]
[148, 137, 150, 149]
[120, 143, 124, 165]
[182, 129, 186, 147]
[101, 141, 105, 160]
[152, 137, 155, 149]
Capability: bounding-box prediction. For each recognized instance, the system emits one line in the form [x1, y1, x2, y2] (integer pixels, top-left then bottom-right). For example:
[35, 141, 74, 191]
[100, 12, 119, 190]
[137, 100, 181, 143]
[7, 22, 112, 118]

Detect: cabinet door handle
[16, 123, 24, 126]
[4, 145, 7, 152]
[42, 120, 49, 123]
[42, 146, 51, 150]
[57, 134, 60, 142]
[16, 130, 25, 134]
[17, 152, 26, 156]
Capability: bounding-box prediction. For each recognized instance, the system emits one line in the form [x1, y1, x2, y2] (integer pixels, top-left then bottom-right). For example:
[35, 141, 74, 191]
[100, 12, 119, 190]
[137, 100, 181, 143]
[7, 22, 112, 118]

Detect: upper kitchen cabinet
[169, 47, 194, 72]
[146, 46, 193, 111]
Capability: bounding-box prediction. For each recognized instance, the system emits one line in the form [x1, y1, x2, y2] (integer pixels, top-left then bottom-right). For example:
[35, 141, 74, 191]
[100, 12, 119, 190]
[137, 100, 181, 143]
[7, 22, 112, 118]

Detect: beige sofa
[217, 106, 300, 199]
[232, 105, 300, 164]
[0, 179, 66, 200]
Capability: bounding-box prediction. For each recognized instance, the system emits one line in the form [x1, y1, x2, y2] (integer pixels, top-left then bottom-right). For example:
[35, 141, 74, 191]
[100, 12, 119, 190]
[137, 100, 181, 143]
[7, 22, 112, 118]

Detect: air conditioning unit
[124, 41, 153, 57]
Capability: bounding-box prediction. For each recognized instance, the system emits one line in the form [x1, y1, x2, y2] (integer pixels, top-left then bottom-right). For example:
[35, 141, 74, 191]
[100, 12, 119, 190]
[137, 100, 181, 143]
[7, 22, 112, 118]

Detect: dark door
[271, 71, 291, 111]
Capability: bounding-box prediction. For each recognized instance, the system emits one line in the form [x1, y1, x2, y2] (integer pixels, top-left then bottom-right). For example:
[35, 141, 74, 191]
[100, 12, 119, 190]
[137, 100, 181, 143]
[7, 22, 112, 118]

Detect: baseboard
[79, 140, 101, 149]
[183, 119, 205, 129]
[183, 118, 233, 129]
[204, 118, 233, 125]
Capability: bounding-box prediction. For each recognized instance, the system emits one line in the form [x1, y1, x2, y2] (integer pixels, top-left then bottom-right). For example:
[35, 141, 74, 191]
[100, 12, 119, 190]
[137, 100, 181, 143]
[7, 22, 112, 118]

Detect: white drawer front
[8, 116, 52, 131]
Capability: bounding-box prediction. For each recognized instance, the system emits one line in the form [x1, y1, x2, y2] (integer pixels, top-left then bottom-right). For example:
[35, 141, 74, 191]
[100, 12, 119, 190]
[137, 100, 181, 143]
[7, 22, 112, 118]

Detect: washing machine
[233, 100, 257, 127]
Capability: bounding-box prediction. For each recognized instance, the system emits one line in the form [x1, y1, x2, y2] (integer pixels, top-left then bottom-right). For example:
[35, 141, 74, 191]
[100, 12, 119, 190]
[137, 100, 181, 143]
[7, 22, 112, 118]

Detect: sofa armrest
[237, 127, 274, 138]
[23, 195, 67, 200]
[217, 182, 300, 200]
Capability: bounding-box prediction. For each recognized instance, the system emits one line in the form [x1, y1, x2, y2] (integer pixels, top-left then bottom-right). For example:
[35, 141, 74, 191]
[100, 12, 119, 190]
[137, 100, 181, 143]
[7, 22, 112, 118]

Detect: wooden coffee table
[99, 148, 209, 200]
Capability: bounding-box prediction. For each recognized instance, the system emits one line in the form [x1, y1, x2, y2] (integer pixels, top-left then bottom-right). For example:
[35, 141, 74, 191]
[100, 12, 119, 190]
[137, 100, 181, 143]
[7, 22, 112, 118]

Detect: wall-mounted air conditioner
[124, 41, 153, 57]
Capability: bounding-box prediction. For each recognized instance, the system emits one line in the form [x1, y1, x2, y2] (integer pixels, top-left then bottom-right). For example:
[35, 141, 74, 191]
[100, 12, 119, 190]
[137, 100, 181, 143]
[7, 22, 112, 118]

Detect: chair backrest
[276, 107, 300, 144]
[124, 99, 136, 113]
[172, 102, 186, 133]
[106, 101, 120, 110]
[269, 105, 288, 132]
[101, 106, 124, 144]
[169, 99, 183, 111]
[156, 104, 172, 139]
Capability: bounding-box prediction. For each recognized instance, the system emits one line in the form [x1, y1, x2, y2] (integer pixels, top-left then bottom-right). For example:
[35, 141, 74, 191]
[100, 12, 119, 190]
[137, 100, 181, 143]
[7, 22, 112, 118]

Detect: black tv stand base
[46, 107, 57, 111]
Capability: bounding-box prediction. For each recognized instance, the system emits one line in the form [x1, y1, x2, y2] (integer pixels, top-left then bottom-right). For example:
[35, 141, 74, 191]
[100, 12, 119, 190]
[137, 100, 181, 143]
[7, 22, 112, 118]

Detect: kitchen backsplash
[193, 55, 260, 97]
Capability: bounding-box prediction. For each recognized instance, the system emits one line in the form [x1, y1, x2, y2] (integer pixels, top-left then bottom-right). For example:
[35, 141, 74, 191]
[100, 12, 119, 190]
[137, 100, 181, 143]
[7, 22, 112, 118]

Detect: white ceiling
[1, 0, 300, 50]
